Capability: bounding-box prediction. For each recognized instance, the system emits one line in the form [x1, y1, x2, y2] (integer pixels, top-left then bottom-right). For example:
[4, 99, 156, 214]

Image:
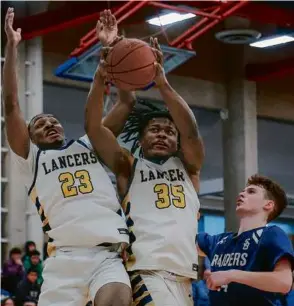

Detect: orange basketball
[106, 38, 157, 91]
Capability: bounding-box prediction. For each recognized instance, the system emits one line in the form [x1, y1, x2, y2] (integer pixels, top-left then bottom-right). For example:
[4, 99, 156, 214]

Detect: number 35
[154, 183, 186, 209]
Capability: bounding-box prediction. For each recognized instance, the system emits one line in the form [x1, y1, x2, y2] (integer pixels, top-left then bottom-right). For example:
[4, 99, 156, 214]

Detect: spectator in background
[23, 250, 43, 284]
[1, 298, 15, 306]
[22, 299, 37, 306]
[21, 242, 36, 263]
[1, 248, 24, 296]
[14, 268, 40, 306]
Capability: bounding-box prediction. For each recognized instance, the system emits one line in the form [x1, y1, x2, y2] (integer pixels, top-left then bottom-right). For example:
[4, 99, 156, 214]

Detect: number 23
[58, 170, 93, 198]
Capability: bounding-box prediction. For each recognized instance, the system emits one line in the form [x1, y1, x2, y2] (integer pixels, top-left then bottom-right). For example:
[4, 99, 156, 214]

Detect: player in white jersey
[3, 8, 135, 306]
[85, 20, 205, 305]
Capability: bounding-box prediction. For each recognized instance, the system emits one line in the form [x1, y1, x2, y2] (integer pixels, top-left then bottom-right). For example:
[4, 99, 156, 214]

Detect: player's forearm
[85, 71, 105, 134]
[3, 42, 19, 112]
[158, 82, 200, 140]
[102, 89, 136, 137]
[231, 269, 292, 294]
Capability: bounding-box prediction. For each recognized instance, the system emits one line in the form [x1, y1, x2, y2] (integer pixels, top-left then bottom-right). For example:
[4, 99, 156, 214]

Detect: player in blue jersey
[197, 174, 294, 306]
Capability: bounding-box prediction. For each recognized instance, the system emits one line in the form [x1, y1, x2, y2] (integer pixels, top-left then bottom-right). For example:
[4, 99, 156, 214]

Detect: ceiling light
[250, 35, 294, 48]
[147, 12, 195, 26]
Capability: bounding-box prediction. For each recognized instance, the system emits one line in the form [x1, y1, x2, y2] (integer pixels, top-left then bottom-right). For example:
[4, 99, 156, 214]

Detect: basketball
[106, 38, 157, 91]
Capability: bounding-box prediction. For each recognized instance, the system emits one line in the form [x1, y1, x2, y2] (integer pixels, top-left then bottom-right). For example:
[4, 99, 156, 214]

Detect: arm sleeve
[11, 142, 38, 188]
[197, 232, 222, 260]
[261, 225, 294, 271]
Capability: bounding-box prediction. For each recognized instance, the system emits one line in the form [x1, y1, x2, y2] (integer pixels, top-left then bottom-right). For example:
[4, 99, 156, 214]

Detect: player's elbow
[277, 274, 293, 294]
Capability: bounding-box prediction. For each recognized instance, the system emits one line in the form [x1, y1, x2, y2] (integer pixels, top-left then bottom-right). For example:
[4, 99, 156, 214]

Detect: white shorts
[129, 271, 193, 306]
[39, 244, 131, 306]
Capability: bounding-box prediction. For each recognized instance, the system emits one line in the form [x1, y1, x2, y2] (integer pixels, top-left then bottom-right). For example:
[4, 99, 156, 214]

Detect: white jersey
[123, 156, 200, 279]
[13, 136, 129, 251]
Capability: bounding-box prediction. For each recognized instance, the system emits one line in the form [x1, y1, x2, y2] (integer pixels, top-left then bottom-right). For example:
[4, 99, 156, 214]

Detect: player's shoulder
[171, 154, 185, 166]
[77, 135, 92, 149]
[215, 232, 234, 243]
[260, 225, 290, 245]
[263, 224, 288, 236]
[198, 231, 233, 246]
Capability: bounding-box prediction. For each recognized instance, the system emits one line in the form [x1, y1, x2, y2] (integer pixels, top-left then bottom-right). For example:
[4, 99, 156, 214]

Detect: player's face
[236, 184, 273, 218]
[140, 117, 178, 158]
[30, 115, 65, 149]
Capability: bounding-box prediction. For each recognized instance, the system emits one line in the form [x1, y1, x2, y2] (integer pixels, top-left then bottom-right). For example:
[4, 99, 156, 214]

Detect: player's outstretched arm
[84, 60, 132, 177]
[206, 257, 293, 294]
[3, 8, 30, 158]
[151, 38, 204, 190]
[102, 89, 136, 137]
[96, 9, 136, 137]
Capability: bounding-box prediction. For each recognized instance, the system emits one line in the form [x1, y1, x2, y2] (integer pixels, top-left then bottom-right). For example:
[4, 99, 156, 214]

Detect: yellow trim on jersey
[133, 292, 154, 306]
[29, 187, 55, 257]
[47, 240, 56, 257]
[42, 217, 49, 227]
[38, 206, 43, 215]
[29, 187, 38, 203]
[130, 273, 155, 306]
[122, 195, 137, 269]
[121, 194, 129, 212]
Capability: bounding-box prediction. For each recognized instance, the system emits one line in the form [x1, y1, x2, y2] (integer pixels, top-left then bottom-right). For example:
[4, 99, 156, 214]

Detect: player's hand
[206, 270, 233, 290]
[5, 7, 22, 46]
[150, 37, 167, 87]
[96, 9, 118, 46]
[97, 47, 111, 80]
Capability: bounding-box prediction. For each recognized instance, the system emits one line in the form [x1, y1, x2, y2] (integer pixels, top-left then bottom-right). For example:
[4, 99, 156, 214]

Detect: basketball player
[197, 175, 294, 306]
[3, 8, 134, 306]
[85, 29, 205, 305]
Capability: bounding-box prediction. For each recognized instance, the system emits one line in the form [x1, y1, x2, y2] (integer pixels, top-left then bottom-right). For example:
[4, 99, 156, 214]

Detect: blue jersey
[197, 225, 294, 306]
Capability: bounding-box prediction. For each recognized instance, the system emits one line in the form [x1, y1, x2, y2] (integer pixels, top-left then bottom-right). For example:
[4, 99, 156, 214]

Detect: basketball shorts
[129, 270, 193, 306]
[38, 244, 131, 306]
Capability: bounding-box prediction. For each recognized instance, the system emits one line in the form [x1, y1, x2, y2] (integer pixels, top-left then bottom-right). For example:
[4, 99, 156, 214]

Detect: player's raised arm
[102, 88, 136, 137]
[150, 38, 205, 189]
[84, 55, 132, 177]
[95, 10, 136, 137]
[3, 8, 30, 158]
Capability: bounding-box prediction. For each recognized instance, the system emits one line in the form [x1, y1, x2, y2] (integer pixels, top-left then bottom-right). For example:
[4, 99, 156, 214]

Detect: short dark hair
[9, 247, 22, 257]
[23, 296, 37, 305]
[29, 250, 40, 257]
[26, 267, 38, 275]
[247, 174, 288, 222]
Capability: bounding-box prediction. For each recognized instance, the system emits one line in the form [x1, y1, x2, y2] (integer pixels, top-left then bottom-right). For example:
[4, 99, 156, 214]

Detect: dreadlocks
[120, 99, 175, 155]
